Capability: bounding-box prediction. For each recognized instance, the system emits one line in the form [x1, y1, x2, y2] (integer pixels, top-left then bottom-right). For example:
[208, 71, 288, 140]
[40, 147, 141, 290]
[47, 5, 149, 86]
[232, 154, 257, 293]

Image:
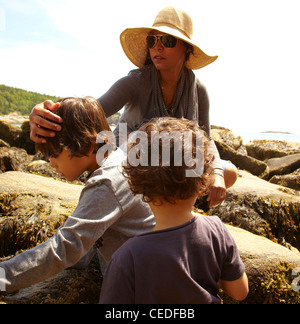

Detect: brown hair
[36, 97, 111, 159]
[123, 117, 214, 204]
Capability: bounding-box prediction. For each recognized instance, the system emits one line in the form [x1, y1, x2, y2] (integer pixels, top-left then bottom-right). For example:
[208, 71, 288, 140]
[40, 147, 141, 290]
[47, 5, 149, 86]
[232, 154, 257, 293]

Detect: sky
[0, 0, 299, 135]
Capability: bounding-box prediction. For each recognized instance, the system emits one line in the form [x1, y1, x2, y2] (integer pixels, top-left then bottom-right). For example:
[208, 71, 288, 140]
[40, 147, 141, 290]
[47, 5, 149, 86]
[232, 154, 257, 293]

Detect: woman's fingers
[29, 101, 63, 143]
[207, 174, 226, 208]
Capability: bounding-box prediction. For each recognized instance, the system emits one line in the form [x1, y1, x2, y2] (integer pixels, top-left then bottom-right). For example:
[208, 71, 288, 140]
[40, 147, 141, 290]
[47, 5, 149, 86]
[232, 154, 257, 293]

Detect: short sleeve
[220, 225, 246, 282]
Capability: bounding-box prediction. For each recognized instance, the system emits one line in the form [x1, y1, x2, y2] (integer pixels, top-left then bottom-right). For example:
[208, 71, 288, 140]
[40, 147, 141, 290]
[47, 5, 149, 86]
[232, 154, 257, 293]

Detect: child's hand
[29, 100, 63, 143]
[207, 174, 226, 208]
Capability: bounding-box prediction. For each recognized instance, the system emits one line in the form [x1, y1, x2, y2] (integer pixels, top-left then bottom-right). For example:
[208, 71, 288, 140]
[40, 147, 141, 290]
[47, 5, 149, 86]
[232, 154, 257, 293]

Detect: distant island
[261, 131, 293, 135]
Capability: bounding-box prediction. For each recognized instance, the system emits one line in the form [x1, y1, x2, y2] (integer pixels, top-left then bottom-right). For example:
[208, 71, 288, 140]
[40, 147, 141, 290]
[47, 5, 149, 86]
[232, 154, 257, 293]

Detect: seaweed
[197, 193, 300, 251]
[0, 212, 67, 257]
[0, 192, 72, 258]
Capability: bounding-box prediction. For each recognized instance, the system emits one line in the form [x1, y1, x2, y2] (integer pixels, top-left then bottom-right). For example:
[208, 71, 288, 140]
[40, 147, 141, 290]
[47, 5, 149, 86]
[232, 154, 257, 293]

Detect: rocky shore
[0, 112, 29, 126]
[0, 119, 300, 304]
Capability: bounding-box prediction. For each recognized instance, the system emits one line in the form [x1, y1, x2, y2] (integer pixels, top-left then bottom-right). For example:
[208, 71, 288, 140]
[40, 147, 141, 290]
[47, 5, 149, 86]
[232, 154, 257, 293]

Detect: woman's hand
[29, 100, 63, 144]
[207, 174, 226, 208]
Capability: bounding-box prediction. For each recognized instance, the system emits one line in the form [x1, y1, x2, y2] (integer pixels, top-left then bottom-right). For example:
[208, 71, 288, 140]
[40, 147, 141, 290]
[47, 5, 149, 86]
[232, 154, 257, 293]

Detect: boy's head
[123, 117, 214, 205]
[36, 97, 111, 181]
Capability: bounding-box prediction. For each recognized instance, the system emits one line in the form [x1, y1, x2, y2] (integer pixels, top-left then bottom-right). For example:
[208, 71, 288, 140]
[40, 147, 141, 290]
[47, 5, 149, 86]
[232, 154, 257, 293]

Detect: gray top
[0, 149, 155, 293]
[99, 65, 222, 170]
[100, 216, 245, 304]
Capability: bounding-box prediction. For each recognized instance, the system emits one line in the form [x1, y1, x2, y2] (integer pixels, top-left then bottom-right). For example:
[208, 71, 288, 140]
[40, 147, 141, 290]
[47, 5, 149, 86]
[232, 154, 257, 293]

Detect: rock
[25, 160, 88, 184]
[222, 225, 300, 304]
[246, 140, 300, 161]
[0, 147, 32, 173]
[0, 120, 35, 154]
[0, 139, 10, 148]
[270, 169, 300, 191]
[0, 120, 22, 147]
[210, 126, 269, 178]
[211, 126, 243, 151]
[0, 112, 29, 125]
[212, 138, 269, 177]
[227, 152, 269, 178]
[3, 223, 299, 304]
[26, 160, 63, 179]
[197, 170, 300, 250]
[267, 154, 300, 178]
[0, 171, 83, 257]
[0, 171, 299, 304]
[20, 121, 35, 155]
[3, 257, 102, 304]
[0, 172, 98, 304]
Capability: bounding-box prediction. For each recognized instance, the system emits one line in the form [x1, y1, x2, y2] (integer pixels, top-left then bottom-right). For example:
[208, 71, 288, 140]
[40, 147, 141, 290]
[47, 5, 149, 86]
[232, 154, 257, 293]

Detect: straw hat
[120, 6, 218, 70]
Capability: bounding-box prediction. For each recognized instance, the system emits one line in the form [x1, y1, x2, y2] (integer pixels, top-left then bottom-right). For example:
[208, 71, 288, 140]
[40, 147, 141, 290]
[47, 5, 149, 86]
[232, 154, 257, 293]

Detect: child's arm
[217, 221, 249, 301]
[0, 183, 122, 293]
[219, 272, 249, 301]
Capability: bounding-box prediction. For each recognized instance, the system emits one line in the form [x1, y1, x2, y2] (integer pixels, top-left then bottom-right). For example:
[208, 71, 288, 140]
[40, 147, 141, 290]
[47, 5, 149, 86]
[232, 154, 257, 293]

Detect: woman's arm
[98, 74, 138, 117]
[197, 82, 226, 207]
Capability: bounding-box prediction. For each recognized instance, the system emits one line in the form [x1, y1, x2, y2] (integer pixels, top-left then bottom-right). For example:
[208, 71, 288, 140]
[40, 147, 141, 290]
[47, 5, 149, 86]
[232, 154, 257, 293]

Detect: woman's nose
[154, 39, 164, 50]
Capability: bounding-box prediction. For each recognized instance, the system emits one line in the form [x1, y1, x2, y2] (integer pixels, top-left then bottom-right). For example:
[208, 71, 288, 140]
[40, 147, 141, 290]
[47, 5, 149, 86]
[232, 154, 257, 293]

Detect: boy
[100, 117, 248, 304]
[0, 97, 154, 294]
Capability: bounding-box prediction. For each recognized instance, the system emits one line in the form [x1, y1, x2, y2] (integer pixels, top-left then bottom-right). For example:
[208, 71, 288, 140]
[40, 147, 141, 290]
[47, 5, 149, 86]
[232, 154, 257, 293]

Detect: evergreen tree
[0, 84, 60, 115]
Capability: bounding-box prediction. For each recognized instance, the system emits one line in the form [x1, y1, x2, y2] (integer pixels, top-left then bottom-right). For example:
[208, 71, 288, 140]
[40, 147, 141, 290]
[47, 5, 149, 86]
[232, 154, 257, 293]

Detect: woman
[29, 7, 237, 207]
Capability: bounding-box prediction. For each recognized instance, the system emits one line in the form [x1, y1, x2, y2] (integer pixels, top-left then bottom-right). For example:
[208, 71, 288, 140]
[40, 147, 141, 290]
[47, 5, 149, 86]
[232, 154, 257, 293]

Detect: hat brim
[120, 27, 218, 70]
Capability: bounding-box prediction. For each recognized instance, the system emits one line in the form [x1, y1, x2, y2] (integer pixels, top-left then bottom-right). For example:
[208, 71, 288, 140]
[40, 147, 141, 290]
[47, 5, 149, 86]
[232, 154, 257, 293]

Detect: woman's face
[148, 31, 188, 74]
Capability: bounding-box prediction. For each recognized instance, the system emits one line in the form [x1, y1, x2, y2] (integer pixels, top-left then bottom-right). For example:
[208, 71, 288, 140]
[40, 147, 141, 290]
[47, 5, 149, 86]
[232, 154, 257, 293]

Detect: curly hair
[123, 117, 214, 205]
[36, 97, 111, 159]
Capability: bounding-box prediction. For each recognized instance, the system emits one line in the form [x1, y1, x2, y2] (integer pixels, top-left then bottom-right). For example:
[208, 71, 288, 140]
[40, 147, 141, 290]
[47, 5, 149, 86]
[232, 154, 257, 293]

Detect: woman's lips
[153, 56, 165, 61]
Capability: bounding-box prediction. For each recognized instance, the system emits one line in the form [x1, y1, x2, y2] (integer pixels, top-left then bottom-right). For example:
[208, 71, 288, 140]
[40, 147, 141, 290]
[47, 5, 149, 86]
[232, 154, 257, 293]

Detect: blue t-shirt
[99, 215, 245, 304]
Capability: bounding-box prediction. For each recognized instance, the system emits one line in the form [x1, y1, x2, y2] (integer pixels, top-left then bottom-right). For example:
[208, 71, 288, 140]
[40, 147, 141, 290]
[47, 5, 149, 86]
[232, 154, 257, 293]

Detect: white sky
[0, 0, 299, 134]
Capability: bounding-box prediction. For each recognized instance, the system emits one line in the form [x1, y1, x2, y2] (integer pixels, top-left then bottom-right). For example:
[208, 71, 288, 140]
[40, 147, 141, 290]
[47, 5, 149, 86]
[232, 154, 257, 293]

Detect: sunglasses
[146, 34, 178, 49]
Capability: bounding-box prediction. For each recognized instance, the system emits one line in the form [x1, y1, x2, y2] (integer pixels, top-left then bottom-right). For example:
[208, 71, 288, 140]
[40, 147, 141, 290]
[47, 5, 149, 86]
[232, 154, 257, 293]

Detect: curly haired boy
[100, 117, 248, 304]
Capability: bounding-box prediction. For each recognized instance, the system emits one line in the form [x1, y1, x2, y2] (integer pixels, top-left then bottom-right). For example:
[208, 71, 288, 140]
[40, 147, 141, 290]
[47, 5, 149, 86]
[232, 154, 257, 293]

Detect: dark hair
[184, 42, 194, 61]
[36, 97, 111, 159]
[123, 117, 214, 204]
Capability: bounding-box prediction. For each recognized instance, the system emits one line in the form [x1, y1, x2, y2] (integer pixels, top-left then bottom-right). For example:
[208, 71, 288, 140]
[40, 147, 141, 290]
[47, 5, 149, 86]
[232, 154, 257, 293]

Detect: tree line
[0, 84, 60, 115]
[0, 84, 121, 125]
